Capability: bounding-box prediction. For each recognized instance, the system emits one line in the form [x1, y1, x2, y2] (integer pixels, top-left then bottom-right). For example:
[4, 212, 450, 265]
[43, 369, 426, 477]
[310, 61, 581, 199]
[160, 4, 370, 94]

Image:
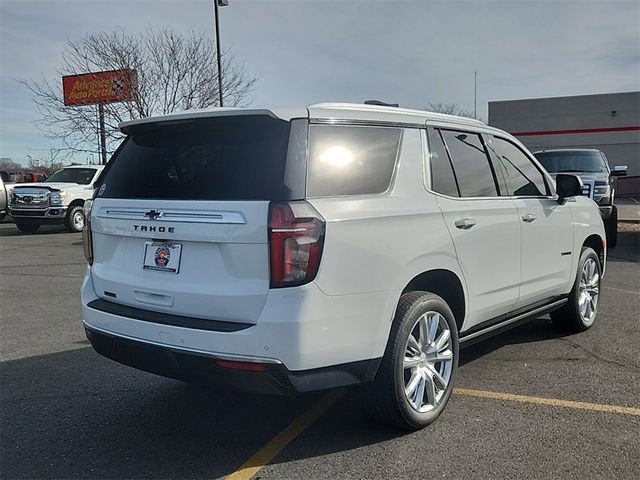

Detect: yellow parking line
[454, 388, 640, 416]
[226, 389, 346, 480]
[227, 386, 638, 480]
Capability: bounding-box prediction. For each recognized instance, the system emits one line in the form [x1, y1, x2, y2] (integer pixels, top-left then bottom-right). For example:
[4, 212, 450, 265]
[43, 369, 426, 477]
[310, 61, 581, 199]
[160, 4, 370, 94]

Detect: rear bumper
[81, 270, 397, 386]
[85, 324, 380, 394]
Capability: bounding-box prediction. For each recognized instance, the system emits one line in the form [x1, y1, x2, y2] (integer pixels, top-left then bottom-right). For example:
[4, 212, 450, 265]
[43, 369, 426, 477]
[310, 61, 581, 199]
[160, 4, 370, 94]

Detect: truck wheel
[64, 205, 85, 233]
[604, 206, 617, 249]
[551, 247, 601, 332]
[364, 291, 458, 430]
[15, 223, 39, 233]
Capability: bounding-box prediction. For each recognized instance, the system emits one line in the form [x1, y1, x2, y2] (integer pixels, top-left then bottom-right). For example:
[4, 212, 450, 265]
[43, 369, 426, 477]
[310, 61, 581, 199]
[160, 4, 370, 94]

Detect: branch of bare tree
[426, 102, 479, 120]
[19, 26, 256, 157]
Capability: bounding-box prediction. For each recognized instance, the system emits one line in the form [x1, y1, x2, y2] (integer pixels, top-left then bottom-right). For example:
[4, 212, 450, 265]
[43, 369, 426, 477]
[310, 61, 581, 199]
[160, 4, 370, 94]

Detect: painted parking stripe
[454, 388, 640, 416]
[226, 389, 346, 480]
[227, 387, 639, 479]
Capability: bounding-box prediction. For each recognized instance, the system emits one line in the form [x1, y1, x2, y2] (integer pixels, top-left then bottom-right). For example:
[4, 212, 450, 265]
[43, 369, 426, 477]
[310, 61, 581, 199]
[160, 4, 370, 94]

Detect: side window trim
[491, 134, 552, 197]
[483, 133, 511, 196]
[439, 127, 502, 198]
[424, 126, 461, 197]
[435, 128, 462, 197]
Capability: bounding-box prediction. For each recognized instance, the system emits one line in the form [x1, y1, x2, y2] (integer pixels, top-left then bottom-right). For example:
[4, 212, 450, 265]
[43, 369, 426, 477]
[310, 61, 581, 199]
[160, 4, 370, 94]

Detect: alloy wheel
[403, 311, 454, 413]
[578, 257, 599, 325]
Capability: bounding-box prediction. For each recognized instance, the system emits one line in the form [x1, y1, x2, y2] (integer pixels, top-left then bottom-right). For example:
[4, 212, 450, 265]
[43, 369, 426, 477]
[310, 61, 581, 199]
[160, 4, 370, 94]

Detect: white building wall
[488, 92, 640, 177]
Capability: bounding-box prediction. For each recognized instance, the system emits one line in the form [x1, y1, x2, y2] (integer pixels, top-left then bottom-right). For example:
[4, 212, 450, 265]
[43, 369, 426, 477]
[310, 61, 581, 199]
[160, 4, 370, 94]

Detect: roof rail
[364, 100, 399, 107]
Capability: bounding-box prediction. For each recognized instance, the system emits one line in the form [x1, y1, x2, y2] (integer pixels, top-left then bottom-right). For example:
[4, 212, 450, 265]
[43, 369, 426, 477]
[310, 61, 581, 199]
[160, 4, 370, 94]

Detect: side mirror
[556, 174, 583, 203]
[611, 165, 627, 177]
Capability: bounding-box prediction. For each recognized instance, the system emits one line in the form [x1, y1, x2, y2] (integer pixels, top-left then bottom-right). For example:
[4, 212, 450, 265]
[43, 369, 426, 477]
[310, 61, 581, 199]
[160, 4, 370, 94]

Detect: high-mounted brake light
[269, 201, 325, 288]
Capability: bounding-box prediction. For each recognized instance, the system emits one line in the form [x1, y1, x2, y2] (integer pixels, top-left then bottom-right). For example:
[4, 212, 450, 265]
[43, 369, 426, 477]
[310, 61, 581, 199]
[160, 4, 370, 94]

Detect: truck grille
[11, 189, 49, 209]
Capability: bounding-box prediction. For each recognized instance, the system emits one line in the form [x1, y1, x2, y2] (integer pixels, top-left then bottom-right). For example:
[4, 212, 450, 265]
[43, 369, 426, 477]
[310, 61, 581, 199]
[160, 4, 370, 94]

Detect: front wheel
[64, 205, 85, 233]
[551, 247, 601, 332]
[364, 291, 459, 430]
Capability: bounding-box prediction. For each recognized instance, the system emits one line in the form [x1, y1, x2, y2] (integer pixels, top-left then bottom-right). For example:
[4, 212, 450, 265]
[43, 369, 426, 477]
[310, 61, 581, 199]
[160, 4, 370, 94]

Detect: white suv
[81, 103, 606, 430]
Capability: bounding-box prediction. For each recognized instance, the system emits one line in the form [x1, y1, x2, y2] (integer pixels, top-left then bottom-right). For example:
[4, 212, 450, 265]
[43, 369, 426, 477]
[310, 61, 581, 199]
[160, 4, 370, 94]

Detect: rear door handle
[522, 213, 537, 223]
[455, 218, 477, 230]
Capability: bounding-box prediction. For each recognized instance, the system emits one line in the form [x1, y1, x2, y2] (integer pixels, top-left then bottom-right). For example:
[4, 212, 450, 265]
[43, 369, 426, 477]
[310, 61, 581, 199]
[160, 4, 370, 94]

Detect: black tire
[15, 222, 39, 233]
[363, 291, 459, 430]
[604, 206, 617, 249]
[64, 205, 85, 233]
[551, 247, 601, 333]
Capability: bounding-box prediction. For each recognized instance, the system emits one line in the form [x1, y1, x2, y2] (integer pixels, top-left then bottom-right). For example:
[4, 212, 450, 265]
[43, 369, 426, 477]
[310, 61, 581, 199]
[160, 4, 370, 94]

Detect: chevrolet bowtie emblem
[144, 209, 164, 220]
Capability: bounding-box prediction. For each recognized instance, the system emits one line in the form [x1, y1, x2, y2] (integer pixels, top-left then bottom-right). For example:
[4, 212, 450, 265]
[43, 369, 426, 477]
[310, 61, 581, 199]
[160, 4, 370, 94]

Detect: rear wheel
[604, 206, 617, 249]
[15, 222, 39, 233]
[364, 291, 458, 430]
[64, 205, 85, 233]
[551, 247, 601, 332]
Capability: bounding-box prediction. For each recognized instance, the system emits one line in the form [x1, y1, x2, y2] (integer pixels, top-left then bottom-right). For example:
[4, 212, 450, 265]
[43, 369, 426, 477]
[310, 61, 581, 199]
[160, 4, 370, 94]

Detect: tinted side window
[492, 137, 548, 196]
[440, 130, 498, 197]
[427, 128, 459, 197]
[307, 125, 401, 197]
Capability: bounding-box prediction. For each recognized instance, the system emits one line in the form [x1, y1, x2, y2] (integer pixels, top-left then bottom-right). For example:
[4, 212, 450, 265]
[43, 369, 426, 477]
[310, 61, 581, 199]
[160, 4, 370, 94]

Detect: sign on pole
[62, 69, 136, 164]
[62, 69, 136, 106]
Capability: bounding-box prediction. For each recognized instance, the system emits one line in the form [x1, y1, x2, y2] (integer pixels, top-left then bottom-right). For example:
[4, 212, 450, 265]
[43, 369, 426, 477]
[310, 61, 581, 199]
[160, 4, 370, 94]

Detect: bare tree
[426, 102, 478, 120]
[20, 27, 256, 156]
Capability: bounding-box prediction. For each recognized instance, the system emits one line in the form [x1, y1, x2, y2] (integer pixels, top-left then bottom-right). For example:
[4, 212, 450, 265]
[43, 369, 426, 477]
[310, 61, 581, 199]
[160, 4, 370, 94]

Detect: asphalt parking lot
[1, 222, 639, 480]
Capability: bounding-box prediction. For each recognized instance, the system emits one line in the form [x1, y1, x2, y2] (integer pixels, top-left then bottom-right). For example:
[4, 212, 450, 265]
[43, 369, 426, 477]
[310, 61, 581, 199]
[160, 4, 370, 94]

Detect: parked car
[9, 165, 104, 233]
[533, 149, 626, 248]
[81, 103, 605, 430]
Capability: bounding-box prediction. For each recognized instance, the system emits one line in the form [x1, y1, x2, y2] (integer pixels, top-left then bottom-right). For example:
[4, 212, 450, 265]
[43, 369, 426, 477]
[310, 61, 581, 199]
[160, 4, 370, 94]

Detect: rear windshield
[534, 151, 607, 173]
[97, 115, 302, 201]
[46, 168, 97, 185]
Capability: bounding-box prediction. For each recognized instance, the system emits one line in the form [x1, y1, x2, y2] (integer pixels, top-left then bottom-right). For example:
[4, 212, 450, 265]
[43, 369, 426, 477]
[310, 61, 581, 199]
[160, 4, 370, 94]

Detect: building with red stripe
[488, 92, 640, 182]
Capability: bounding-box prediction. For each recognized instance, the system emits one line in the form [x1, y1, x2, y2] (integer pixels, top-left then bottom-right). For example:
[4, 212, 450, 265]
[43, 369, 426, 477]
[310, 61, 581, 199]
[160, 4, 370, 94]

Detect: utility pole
[213, 0, 228, 107]
[98, 103, 107, 164]
[473, 71, 477, 120]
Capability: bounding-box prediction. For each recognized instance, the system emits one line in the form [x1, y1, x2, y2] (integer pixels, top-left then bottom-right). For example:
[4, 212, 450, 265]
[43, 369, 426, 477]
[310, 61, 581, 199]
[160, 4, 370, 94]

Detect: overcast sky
[1, 0, 639, 164]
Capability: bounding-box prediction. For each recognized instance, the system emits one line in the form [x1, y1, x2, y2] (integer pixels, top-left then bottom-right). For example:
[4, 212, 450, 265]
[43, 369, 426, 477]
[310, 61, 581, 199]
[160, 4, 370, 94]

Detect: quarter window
[491, 137, 548, 196]
[440, 130, 498, 197]
[427, 128, 459, 197]
[307, 125, 401, 197]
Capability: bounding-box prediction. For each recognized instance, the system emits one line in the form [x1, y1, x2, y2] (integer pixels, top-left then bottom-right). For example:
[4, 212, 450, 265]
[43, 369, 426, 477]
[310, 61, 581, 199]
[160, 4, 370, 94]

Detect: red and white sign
[62, 69, 136, 106]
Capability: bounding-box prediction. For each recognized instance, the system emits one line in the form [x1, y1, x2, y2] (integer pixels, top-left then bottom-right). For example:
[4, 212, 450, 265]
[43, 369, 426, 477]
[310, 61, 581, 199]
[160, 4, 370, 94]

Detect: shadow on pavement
[459, 317, 563, 366]
[1, 315, 573, 479]
[0, 224, 73, 237]
[607, 231, 639, 263]
[0, 347, 322, 479]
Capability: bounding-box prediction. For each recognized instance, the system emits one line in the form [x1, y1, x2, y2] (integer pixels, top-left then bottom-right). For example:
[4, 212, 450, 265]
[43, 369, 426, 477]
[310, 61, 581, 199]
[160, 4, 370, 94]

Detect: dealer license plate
[143, 241, 182, 274]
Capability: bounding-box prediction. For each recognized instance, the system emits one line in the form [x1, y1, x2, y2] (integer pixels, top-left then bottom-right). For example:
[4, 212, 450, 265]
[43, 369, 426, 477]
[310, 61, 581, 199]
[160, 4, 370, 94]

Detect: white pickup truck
[9, 165, 104, 233]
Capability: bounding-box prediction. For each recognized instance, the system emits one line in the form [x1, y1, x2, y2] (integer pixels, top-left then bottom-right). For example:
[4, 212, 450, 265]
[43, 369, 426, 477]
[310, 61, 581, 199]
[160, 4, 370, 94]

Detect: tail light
[82, 199, 93, 265]
[269, 201, 325, 288]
